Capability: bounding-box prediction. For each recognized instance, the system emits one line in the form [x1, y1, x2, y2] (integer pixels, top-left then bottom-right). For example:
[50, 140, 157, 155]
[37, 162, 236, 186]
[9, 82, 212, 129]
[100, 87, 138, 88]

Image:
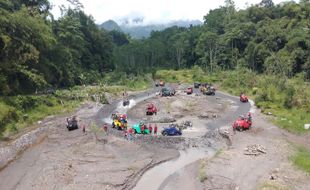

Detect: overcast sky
[49, 0, 289, 25]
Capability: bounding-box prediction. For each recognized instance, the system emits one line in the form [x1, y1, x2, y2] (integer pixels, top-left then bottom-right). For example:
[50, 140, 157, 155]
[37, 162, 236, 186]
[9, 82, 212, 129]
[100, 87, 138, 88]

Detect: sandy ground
[0, 101, 178, 190]
[159, 108, 310, 190]
[0, 132, 177, 190]
[127, 87, 237, 138]
[1, 86, 309, 190]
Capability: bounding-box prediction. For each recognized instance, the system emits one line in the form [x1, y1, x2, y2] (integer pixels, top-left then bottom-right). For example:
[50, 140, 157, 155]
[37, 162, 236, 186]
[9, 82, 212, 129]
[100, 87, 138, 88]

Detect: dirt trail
[0, 89, 178, 190]
[127, 85, 252, 189]
[127, 91, 224, 137]
[0, 85, 309, 190]
[0, 133, 178, 190]
[159, 105, 310, 190]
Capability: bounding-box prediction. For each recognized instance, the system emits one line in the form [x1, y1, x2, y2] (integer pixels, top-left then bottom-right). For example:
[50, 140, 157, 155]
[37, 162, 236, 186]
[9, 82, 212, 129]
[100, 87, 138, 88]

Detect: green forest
[0, 0, 309, 137]
[114, 0, 310, 77]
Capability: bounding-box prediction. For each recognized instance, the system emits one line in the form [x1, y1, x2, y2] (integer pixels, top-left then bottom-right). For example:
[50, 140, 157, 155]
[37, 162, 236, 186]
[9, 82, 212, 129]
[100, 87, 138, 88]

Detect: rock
[267, 112, 272, 115]
[270, 174, 278, 180]
[174, 114, 184, 118]
[219, 130, 230, 139]
[244, 144, 267, 156]
[304, 124, 310, 130]
[152, 116, 176, 123]
[198, 114, 209, 119]
[179, 121, 193, 130]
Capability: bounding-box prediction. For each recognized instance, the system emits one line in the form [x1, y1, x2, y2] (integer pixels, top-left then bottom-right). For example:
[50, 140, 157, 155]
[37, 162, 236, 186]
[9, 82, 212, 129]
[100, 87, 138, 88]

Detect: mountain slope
[99, 19, 122, 31]
[99, 19, 203, 38]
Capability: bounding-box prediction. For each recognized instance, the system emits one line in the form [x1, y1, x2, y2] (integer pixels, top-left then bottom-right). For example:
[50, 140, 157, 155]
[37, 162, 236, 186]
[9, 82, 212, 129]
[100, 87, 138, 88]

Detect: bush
[291, 147, 310, 174]
[155, 66, 211, 84]
[101, 72, 152, 90]
[0, 102, 19, 132]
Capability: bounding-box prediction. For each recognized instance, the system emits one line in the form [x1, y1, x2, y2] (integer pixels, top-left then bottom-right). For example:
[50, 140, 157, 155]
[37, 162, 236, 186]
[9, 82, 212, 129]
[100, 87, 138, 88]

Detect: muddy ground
[127, 86, 238, 138]
[158, 107, 310, 190]
[0, 86, 309, 190]
[0, 101, 179, 190]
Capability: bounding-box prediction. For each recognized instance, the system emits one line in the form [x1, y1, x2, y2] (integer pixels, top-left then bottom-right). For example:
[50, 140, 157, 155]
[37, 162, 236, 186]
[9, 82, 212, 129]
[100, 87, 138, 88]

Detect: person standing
[103, 123, 108, 134]
[124, 129, 127, 139]
[127, 128, 133, 141]
[154, 124, 158, 135]
[148, 124, 153, 134]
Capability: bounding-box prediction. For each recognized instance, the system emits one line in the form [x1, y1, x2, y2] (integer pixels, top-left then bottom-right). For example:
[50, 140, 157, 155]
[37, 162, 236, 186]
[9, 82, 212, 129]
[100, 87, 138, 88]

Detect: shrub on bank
[155, 66, 210, 83]
[291, 146, 310, 174]
[101, 72, 152, 90]
[156, 67, 310, 133]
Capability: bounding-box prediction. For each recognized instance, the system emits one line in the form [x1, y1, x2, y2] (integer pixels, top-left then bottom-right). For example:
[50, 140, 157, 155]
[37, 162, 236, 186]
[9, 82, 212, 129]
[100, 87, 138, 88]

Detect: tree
[203, 7, 226, 34]
[225, 0, 236, 21]
[259, 0, 274, 8]
[172, 33, 187, 69]
[264, 50, 293, 78]
[0, 6, 54, 94]
[109, 30, 129, 46]
[196, 31, 219, 71]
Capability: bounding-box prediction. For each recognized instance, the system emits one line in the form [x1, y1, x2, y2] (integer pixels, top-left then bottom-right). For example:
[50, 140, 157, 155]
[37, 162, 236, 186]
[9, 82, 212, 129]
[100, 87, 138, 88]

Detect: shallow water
[134, 148, 215, 190]
[102, 93, 156, 125]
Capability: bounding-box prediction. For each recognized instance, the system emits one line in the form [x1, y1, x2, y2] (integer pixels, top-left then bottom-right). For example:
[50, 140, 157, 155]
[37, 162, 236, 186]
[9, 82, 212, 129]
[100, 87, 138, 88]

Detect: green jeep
[161, 87, 176, 96]
[132, 123, 150, 134]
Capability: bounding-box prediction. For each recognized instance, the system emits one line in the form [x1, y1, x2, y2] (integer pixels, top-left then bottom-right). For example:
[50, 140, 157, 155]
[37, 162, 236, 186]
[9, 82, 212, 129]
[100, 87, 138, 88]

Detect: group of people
[125, 123, 159, 141]
[141, 123, 158, 134]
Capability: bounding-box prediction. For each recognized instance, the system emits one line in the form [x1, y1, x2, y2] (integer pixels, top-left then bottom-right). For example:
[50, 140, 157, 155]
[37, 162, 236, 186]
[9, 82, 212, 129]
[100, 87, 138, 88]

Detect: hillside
[99, 19, 122, 31]
[99, 19, 203, 38]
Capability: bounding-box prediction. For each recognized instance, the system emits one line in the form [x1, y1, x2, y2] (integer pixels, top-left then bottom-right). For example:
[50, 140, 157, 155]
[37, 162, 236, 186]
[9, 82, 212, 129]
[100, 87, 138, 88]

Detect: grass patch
[185, 101, 196, 109]
[155, 66, 217, 84]
[0, 95, 81, 139]
[257, 181, 289, 190]
[291, 146, 310, 174]
[273, 109, 310, 134]
[165, 102, 172, 113]
[0, 79, 153, 140]
[214, 149, 223, 158]
[198, 159, 208, 183]
[101, 72, 152, 91]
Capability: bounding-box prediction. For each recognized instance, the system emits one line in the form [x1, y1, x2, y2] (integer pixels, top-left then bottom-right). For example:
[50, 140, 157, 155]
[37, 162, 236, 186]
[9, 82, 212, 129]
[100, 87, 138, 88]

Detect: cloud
[49, 0, 289, 25]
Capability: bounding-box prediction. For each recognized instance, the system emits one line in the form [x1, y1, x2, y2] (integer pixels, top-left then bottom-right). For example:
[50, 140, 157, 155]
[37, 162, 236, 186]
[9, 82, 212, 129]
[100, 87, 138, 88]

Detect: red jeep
[232, 113, 252, 131]
[146, 103, 157, 115]
[240, 93, 249, 102]
[185, 87, 193, 95]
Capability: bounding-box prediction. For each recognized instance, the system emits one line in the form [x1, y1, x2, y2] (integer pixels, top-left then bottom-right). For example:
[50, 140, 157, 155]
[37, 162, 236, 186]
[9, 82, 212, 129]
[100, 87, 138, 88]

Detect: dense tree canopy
[1, 0, 309, 95]
[0, 0, 113, 95]
[114, 0, 310, 79]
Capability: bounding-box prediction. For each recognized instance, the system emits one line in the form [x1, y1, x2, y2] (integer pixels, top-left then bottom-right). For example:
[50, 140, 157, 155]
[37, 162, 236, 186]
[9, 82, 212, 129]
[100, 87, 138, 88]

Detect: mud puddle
[134, 148, 216, 190]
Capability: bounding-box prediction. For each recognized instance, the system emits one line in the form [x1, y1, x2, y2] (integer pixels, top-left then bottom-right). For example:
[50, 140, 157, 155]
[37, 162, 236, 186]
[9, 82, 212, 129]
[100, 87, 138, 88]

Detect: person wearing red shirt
[148, 124, 153, 134]
[127, 128, 133, 141]
[154, 124, 158, 135]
